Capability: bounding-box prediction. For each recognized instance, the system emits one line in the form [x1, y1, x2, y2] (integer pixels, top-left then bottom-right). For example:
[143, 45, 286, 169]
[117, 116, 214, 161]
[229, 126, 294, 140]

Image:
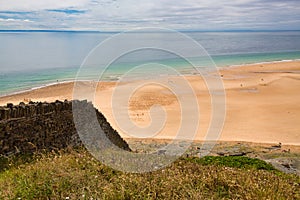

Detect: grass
[186, 156, 276, 171]
[0, 148, 299, 199]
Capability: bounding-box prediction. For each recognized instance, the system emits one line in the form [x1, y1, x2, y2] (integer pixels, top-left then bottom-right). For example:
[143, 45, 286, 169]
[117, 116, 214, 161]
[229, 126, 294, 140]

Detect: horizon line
[0, 29, 300, 33]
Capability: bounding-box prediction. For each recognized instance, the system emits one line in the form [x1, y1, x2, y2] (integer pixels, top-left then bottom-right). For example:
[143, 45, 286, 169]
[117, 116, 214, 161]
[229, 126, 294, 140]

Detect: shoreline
[221, 58, 300, 69]
[0, 80, 75, 98]
[1, 58, 299, 99]
[1, 60, 300, 145]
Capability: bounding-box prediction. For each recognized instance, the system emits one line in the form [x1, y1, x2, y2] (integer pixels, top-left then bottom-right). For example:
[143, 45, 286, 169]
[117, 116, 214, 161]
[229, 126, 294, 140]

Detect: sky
[0, 0, 299, 31]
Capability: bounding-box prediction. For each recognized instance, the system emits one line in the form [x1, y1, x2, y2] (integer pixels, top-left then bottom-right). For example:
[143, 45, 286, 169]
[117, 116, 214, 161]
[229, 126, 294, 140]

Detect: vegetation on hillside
[0, 149, 299, 199]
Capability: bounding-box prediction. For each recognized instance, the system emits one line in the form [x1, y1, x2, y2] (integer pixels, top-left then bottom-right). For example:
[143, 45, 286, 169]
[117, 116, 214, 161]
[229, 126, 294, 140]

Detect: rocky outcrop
[0, 100, 130, 156]
[266, 157, 300, 175]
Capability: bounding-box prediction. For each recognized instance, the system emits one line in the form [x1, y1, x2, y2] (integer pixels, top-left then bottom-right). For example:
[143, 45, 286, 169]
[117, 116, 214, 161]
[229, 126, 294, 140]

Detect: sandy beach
[1, 60, 300, 145]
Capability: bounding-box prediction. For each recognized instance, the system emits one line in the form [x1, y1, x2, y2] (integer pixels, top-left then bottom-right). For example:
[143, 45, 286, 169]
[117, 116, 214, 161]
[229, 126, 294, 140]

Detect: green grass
[186, 156, 276, 171]
[0, 149, 299, 199]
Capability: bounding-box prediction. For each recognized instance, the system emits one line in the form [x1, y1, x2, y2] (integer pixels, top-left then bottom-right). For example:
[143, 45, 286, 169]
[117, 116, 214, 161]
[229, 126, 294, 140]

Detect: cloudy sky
[0, 0, 299, 31]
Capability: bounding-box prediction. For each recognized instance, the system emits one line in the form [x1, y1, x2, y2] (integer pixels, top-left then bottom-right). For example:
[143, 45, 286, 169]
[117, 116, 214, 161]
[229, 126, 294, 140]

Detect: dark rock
[158, 150, 166, 155]
[228, 152, 247, 156]
[271, 142, 282, 148]
[6, 103, 13, 108]
[217, 152, 226, 156]
[55, 100, 63, 104]
[0, 100, 131, 156]
[282, 163, 291, 169]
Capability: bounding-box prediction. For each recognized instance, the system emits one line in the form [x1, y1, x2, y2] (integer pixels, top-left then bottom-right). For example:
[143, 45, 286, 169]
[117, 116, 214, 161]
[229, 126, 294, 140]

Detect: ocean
[0, 30, 300, 96]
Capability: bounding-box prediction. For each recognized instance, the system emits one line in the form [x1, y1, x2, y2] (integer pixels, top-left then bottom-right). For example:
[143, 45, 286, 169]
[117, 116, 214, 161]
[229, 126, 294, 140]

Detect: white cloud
[0, 0, 299, 30]
[0, 18, 33, 22]
[0, 0, 90, 11]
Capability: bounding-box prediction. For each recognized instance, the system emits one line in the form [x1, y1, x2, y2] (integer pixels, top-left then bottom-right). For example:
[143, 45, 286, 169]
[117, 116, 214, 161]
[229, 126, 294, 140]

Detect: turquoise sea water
[0, 31, 300, 96]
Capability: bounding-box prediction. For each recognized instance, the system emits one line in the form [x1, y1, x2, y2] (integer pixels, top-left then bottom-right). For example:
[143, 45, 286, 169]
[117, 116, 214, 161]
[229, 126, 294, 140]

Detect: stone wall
[0, 100, 130, 155]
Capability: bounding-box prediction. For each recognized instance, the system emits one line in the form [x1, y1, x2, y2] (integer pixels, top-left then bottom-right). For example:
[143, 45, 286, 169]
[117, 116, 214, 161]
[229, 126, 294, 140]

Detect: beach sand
[1, 61, 300, 145]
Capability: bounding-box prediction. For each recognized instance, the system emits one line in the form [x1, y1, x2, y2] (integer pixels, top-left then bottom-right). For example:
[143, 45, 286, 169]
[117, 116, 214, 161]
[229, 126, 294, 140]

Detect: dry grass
[0, 148, 299, 199]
